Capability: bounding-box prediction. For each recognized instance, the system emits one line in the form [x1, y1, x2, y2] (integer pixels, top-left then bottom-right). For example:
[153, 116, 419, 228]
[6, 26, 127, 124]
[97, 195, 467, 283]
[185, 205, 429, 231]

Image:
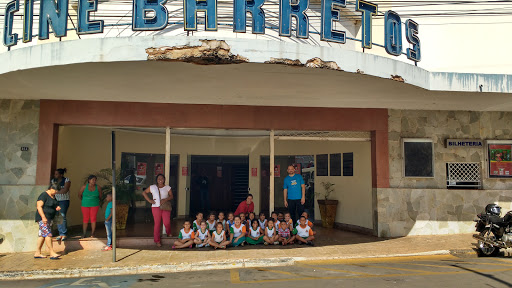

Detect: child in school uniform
[206, 212, 217, 234]
[173, 220, 195, 249]
[192, 212, 203, 232]
[209, 222, 230, 249]
[296, 211, 313, 228]
[217, 212, 226, 230]
[293, 216, 315, 246]
[239, 212, 249, 230]
[229, 216, 246, 247]
[271, 211, 278, 229]
[225, 212, 235, 237]
[275, 212, 284, 229]
[283, 212, 294, 229]
[258, 212, 267, 230]
[263, 219, 279, 245]
[194, 220, 210, 248]
[248, 212, 256, 225]
[295, 211, 316, 235]
[278, 220, 295, 246]
[246, 219, 264, 245]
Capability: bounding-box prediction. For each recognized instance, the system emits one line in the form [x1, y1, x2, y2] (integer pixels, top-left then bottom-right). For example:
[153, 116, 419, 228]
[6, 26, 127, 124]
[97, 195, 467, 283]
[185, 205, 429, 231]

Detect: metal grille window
[446, 162, 482, 189]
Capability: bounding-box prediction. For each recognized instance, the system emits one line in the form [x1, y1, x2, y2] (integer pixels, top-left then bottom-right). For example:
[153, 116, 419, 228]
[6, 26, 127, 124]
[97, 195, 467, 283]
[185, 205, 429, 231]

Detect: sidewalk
[0, 231, 476, 280]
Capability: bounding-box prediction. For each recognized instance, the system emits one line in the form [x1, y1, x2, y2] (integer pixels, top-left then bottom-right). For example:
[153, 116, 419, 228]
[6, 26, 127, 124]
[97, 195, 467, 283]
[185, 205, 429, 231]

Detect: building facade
[0, 0, 511, 253]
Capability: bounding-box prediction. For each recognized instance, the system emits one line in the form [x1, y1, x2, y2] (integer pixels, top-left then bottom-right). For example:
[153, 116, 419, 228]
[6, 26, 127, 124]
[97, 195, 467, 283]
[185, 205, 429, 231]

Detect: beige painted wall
[57, 126, 372, 230]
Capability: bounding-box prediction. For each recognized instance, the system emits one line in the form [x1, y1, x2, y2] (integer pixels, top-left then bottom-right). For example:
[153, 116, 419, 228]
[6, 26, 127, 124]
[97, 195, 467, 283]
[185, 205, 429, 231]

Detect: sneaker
[102, 246, 112, 251]
[55, 236, 62, 241]
[264, 242, 269, 246]
[306, 241, 314, 246]
[273, 241, 279, 245]
[240, 241, 245, 247]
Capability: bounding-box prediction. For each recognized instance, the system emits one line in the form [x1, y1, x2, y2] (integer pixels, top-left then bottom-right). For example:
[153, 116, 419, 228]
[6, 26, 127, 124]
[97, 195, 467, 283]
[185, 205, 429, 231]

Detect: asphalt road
[3, 254, 512, 288]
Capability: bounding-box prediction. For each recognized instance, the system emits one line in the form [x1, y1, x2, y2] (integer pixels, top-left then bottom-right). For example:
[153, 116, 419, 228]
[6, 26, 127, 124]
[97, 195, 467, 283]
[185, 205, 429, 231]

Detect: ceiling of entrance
[1, 61, 511, 111]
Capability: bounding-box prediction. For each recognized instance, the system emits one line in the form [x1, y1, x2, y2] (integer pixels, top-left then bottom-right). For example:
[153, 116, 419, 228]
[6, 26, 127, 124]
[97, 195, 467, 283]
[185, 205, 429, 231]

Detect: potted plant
[84, 168, 135, 230]
[316, 181, 339, 228]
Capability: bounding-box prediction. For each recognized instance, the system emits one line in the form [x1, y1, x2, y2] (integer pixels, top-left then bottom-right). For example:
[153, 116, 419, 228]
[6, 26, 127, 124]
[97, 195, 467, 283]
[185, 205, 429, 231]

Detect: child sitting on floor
[225, 212, 235, 237]
[239, 212, 249, 230]
[192, 212, 203, 232]
[278, 220, 295, 246]
[173, 220, 195, 249]
[258, 212, 267, 230]
[296, 211, 316, 235]
[206, 212, 217, 234]
[293, 216, 315, 246]
[229, 216, 246, 247]
[247, 219, 264, 245]
[218, 212, 226, 230]
[271, 211, 278, 228]
[194, 220, 210, 248]
[263, 219, 279, 245]
[248, 212, 256, 226]
[283, 212, 294, 229]
[209, 222, 230, 249]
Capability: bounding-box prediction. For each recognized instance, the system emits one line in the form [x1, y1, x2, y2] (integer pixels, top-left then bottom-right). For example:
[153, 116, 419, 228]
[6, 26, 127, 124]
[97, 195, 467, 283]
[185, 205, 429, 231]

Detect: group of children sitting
[172, 211, 315, 249]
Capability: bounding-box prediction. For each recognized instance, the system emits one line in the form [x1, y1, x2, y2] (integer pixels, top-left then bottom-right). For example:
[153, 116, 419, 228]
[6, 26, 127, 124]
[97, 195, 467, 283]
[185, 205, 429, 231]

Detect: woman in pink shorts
[79, 175, 102, 238]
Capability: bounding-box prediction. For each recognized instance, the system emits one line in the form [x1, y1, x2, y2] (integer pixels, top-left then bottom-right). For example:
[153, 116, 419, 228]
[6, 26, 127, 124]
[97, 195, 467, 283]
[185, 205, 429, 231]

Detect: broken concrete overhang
[265, 57, 342, 71]
[146, 40, 249, 65]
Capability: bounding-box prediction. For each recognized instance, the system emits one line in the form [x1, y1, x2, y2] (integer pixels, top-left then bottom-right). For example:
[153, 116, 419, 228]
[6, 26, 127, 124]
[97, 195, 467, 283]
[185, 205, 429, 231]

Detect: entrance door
[189, 155, 249, 215]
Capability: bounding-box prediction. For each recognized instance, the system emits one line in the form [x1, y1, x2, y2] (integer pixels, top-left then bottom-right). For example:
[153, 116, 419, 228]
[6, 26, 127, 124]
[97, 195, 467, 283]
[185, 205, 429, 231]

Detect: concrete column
[269, 130, 275, 213]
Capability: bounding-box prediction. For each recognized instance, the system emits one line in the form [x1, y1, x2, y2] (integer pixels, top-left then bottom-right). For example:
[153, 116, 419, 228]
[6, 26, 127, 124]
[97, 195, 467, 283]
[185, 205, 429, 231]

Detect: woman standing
[79, 175, 102, 238]
[34, 184, 61, 259]
[143, 174, 173, 247]
[51, 168, 71, 241]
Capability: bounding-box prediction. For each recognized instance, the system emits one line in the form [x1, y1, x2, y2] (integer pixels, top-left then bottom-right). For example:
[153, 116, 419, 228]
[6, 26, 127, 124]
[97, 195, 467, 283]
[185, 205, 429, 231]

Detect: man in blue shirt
[283, 165, 305, 224]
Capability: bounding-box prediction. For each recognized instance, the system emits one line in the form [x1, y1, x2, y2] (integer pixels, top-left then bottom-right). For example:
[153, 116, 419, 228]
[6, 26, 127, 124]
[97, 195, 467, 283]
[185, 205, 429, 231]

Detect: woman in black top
[34, 184, 61, 259]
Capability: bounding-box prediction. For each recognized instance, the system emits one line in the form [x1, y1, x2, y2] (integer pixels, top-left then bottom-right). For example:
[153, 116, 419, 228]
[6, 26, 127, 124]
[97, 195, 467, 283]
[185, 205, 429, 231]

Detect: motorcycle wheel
[477, 230, 500, 257]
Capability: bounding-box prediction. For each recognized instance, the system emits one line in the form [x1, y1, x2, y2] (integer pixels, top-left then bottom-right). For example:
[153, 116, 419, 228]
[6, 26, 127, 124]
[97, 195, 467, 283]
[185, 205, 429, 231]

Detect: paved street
[3, 254, 512, 288]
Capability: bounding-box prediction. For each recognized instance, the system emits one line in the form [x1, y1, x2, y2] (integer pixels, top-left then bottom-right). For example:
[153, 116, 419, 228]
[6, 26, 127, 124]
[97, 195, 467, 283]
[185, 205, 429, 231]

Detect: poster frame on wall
[486, 140, 512, 179]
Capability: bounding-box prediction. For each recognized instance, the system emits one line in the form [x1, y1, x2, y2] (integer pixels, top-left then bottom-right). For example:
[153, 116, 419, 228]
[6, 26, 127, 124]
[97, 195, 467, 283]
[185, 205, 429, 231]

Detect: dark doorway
[190, 155, 249, 216]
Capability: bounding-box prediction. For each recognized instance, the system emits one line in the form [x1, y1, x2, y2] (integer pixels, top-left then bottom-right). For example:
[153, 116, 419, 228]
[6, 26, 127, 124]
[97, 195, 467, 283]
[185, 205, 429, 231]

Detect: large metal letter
[3, 0, 19, 47]
[233, 0, 265, 33]
[23, 0, 33, 42]
[356, 0, 377, 49]
[38, 0, 69, 40]
[384, 10, 402, 56]
[321, 0, 345, 43]
[184, 0, 217, 31]
[405, 19, 420, 62]
[279, 0, 309, 38]
[78, 0, 104, 34]
[133, 0, 168, 31]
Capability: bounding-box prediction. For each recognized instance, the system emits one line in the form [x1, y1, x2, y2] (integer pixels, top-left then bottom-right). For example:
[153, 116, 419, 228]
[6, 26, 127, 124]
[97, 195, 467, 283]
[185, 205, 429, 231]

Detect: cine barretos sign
[3, 0, 421, 62]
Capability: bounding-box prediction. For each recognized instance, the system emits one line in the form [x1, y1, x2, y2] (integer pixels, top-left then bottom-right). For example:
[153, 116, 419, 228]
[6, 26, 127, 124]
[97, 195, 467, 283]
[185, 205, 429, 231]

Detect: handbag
[157, 186, 172, 211]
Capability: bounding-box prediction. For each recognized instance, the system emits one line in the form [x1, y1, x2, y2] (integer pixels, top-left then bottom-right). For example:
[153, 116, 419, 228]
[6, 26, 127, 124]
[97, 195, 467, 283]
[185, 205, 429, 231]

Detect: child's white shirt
[249, 226, 261, 238]
[258, 219, 267, 230]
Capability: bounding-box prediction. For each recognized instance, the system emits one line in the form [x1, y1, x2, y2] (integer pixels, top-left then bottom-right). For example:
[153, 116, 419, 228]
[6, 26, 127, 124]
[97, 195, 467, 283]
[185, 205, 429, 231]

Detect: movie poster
[489, 144, 512, 178]
[155, 163, 164, 175]
[137, 162, 147, 176]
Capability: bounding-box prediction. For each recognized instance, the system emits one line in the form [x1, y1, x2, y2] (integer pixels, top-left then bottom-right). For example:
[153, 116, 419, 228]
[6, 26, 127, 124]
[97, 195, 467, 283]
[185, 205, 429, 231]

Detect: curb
[0, 250, 456, 281]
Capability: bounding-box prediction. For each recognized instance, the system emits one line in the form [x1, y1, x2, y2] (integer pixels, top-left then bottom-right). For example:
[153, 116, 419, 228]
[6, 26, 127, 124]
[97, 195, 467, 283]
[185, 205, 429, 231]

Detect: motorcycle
[473, 204, 512, 256]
